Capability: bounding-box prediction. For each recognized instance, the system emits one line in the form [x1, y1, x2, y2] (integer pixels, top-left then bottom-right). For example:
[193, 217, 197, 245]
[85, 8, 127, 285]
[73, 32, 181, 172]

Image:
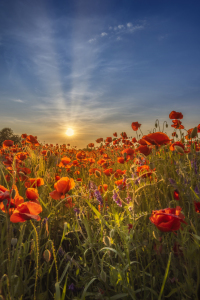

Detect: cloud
[116, 36, 122, 41]
[12, 99, 24, 103]
[101, 32, 108, 37]
[118, 25, 124, 29]
[109, 26, 112, 30]
[88, 38, 96, 43]
[129, 25, 144, 32]
[127, 22, 133, 28]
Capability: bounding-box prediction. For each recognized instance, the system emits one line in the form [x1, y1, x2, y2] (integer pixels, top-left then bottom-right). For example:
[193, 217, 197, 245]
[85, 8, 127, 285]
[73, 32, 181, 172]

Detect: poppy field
[0, 111, 200, 300]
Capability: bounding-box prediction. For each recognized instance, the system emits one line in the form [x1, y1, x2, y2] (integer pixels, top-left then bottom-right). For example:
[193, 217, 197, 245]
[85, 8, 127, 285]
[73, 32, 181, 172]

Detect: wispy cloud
[88, 38, 96, 43]
[12, 99, 24, 103]
[101, 32, 108, 37]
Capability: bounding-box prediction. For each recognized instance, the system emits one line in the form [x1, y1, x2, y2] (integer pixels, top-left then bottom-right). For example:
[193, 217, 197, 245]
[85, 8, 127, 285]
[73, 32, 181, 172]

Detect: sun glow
[66, 128, 74, 136]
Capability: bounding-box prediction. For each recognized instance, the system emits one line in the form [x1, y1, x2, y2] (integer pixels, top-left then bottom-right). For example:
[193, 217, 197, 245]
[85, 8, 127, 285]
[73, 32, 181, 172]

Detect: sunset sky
[0, 0, 200, 148]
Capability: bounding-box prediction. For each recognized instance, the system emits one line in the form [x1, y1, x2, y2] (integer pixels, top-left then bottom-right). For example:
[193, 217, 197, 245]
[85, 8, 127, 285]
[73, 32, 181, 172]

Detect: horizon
[0, 0, 200, 148]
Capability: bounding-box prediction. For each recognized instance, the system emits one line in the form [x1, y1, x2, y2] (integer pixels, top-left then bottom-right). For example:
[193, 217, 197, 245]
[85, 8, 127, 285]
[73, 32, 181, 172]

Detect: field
[0, 111, 200, 300]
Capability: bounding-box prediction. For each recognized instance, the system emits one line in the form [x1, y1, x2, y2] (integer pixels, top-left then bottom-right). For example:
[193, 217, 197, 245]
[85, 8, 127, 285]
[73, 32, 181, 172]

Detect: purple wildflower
[88, 181, 97, 190]
[195, 186, 200, 195]
[68, 283, 76, 292]
[112, 190, 122, 207]
[94, 189, 103, 205]
[169, 178, 177, 187]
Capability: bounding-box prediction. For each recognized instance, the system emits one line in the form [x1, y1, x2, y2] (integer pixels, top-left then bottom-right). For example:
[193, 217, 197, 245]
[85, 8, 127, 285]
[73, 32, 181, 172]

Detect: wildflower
[131, 122, 141, 131]
[194, 201, 200, 213]
[169, 111, 183, 119]
[174, 190, 180, 201]
[10, 202, 42, 223]
[112, 190, 122, 207]
[68, 283, 76, 292]
[128, 224, 133, 233]
[25, 178, 44, 188]
[141, 132, 171, 146]
[94, 189, 103, 205]
[50, 177, 75, 200]
[2, 140, 14, 149]
[149, 206, 187, 232]
[26, 188, 39, 203]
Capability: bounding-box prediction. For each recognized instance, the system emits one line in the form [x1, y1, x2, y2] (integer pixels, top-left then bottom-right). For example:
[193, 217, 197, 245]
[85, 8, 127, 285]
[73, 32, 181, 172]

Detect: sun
[66, 128, 74, 136]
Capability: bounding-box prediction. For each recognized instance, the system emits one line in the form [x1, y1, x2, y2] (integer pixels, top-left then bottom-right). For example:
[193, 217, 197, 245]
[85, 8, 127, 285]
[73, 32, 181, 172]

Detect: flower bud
[11, 238, 18, 247]
[47, 150, 51, 157]
[43, 249, 51, 262]
[35, 164, 40, 172]
[110, 229, 115, 238]
[174, 145, 184, 154]
[95, 170, 101, 178]
[191, 127, 198, 139]
[100, 270, 106, 282]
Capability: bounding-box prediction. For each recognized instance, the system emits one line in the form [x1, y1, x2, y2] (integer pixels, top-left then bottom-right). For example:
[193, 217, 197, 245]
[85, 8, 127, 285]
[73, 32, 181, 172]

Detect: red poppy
[136, 145, 152, 156]
[98, 184, 108, 194]
[58, 156, 71, 168]
[141, 132, 171, 146]
[131, 122, 141, 131]
[3, 140, 14, 149]
[26, 135, 40, 146]
[88, 143, 94, 148]
[198, 124, 200, 133]
[174, 190, 180, 200]
[103, 168, 113, 176]
[169, 111, 183, 119]
[105, 137, 112, 143]
[25, 178, 44, 188]
[149, 206, 187, 232]
[194, 201, 200, 213]
[21, 133, 27, 139]
[26, 188, 39, 203]
[117, 157, 125, 164]
[132, 137, 137, 143]
[171, 120, 184, 129]
[10, 202, 42, 223]
[96, 138, 103, 143]
[170, 141, 185, 152]
[113, 132, 117, 137]
[76, 151, 86, 160]
[50, 177, 75, 200]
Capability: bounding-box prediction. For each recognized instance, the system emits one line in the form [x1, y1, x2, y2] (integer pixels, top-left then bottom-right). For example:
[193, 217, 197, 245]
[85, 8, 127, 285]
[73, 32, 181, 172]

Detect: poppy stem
[139, 127, 143, 137]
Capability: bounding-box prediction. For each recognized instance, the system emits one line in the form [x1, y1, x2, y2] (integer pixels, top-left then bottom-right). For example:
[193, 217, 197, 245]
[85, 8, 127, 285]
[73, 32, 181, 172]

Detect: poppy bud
[43, 249, 51, 262]
[11, 238, 17, 247]
[191, 127, 198, 139]
[11, 189, 16, 199]
[174, 146, 184, 154]
[95, 170, 101, 178]
[166, 123, 168, 128]
[35, 164, 40, 172]
[155, 123, 157, 128]
[110, 229, 115, 238]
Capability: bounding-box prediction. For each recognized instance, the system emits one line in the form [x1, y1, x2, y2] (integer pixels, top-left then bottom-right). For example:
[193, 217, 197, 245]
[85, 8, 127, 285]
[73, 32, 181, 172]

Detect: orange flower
[25, 178, 44, 188]
[21, 133, 27, 139]
[96, 138, 103, 143]
[103, 168, 113, 176]
[132, 137, 137, 143]
[131, 122, 141, 131]
[113, 132, 117, 137]
[58, 156, 71, 168]
[64, 195, 75, 208]
[16, 152, 28, 161]
[141, 132, 171, 146]
[26, 135, 40, 146]
[26, 188, 39, 203]
[149, 206, 187, 232]
[170, 141, 185, 152]
[10, 202, 42, 223]
[88, 143, 94, 148]
[76, 151, 86, 160]
[169, 111, 183, 119]
[120, 132, 128, 139]
[137, 145, 152, 156]
[136, 165, 155, 178]
[171, 120, 184, 129]
[98, 184, 108, 194]
[3, 140, 14, 149]
[105, 137, 112, 143]
[77, 178, 82, 181]
[198, 124, 200, 133]
[50, 177, 75, 200]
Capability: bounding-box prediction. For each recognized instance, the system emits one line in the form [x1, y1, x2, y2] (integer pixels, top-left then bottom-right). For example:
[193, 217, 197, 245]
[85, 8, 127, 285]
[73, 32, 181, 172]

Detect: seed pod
[11, 238, 18, 247]
[100, 270, 106, 282]
[43, 249, 51, 262]
[47, 150, 51, 157]
[110, 229, 115, 238]
[191, 127, 198, 139]
[95, 170, 101, 178]
[11, 189, 16, 199]
[174, 145, 184, 154]
[35, 164, 40, 172]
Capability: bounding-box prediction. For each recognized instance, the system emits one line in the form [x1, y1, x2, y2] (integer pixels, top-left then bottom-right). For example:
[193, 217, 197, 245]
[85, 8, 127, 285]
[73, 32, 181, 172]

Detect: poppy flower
[198, 124, 200, 133]
[96, 138, 103, 143]
[132, 137, 137, 143]
[194, 201, 200, 213]
[50, 177, 75, 200]
[76, 151, 86, 160]
[88, 143, 94, 148]
[174, 190, 180, 200]
[141, 132, 171, 146]
[58, 156, 71, 168]
[10, 202, 42, 223]
[138, 138, 148, 145]
[149, 206, 187, 232]
[98, 184, 108, 194]
[171, 120, 184, 129]
[169, 111, 183, 119]
[128, 224, 133, 233]
[105, 137, 112, 143]
[113, 132, 117, 137]
[103, 168, 113, 176]
[21, 133, 27, 139]
[120, 132, 128, 139]
[3, 140, 14, 149]
[26, 188, 39, 203]
[64, 195, 75, 208]
[136, 145, 152, 156]
[0, 185, 24, 213]
[26, 135, 40, 146]
[16, 152, 28, 161]
[131, 122, 141, 131]
[25, 178, 44, 188]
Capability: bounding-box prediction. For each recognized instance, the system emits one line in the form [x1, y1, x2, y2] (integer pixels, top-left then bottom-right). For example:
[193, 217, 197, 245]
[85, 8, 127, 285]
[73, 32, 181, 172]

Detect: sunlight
[66, 128, 74, 136]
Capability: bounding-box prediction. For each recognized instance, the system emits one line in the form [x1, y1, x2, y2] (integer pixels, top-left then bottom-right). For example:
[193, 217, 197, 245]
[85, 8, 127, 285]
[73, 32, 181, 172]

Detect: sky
[0, 0, 200, 148]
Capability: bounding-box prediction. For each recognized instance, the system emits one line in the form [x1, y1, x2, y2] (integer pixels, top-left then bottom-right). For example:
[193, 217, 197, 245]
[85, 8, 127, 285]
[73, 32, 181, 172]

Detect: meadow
[0, 111, 200, 300]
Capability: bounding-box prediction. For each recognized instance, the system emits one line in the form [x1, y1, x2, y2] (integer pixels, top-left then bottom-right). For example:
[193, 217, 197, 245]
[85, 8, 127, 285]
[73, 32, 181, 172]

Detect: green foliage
[0, 127, 21, 146]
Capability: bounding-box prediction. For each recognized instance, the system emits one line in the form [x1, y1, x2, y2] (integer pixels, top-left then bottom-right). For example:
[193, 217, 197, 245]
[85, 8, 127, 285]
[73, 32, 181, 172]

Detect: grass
[0, 119, 200, 300]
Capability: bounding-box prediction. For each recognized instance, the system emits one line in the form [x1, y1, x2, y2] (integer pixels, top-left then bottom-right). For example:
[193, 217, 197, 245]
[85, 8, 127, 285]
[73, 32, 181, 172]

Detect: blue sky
[0, 0, 200, 148]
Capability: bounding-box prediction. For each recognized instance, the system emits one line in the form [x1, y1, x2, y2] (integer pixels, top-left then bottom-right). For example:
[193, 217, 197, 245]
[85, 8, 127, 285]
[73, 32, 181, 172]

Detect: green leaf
[81, 277, 97, 300]
[158, 252, 172, 300]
